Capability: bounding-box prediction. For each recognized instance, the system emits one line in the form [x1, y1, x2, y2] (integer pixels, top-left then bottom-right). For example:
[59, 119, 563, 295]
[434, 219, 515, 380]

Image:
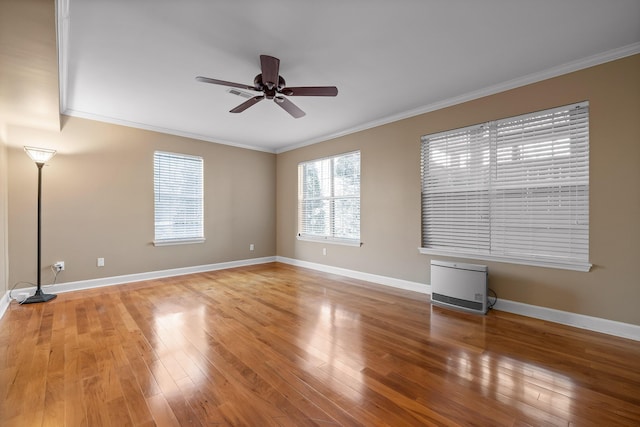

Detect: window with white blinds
[298, 151, 361, 245]
[153, 151, 204, 245]
[420, 102, 590, 271]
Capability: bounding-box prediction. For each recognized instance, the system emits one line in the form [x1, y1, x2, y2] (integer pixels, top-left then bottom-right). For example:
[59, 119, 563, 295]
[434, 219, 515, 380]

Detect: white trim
[276, 257, 640, 341]
[56, 5, 639, 157]
[153, 238, 206, 247]
[418, 248, 592, 272]
[493, 299, 640, 342]
[297, 235, 362, 247]
[62, 109, 277, 154]
[56, 0, 70, 115]
[0, 141, 8, 320]
[0, 291, 10, 320]
[276, 42, 640, 154]
[49, 256, 276, 295]
[0, 257, 276, 318]
[276, 256, 430, 295]
[2, 256, 638, 342]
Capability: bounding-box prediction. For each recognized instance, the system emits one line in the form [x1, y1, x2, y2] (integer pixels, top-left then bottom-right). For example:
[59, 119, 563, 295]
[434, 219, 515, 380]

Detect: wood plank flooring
[1, 262, 639, 426]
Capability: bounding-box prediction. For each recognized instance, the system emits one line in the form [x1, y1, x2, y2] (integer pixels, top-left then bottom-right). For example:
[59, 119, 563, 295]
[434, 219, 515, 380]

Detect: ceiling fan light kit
[196, 55, 338, 118]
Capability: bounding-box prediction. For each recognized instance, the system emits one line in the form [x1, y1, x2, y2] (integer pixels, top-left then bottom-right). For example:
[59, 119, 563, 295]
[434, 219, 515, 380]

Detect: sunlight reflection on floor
[429, 306, 575, 417]
[152, 305, 209, 394]
[302, 300, 366, 402]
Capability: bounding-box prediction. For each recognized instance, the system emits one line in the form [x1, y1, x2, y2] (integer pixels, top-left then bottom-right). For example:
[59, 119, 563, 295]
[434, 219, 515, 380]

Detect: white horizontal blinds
[491, 103, 589, 262]
[421, 101, 589, 268]
[421, 125, 491, 253]
[154, 151, 204, 242]
[332, 151, 360, 240]
[299, 158, 331, 238]
[298, 151, 360, 242]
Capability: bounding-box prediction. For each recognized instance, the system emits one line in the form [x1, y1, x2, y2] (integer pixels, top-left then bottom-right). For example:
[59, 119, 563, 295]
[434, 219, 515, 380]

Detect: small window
[420, 102, 590, 271]
[298, 151, 361, 245]
[153, 151, 204, 246]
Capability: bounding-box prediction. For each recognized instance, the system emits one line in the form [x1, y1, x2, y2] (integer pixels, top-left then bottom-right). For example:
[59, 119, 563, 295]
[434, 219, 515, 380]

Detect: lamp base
[22, 289, 57, 304]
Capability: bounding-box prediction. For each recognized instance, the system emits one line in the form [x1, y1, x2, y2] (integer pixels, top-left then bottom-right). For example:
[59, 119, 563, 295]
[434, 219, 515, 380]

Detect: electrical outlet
[249, 244, 254, 251]
[53, 261, 65, 272]
[97, 257, 105, 267]
[322, 248, 327, 256]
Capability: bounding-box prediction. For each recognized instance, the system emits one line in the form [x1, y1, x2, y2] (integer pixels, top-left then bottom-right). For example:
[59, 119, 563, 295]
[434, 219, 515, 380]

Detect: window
[153, 151, 204, 245]
[298, 151, 361, 245]
[420, 102, 590, 271]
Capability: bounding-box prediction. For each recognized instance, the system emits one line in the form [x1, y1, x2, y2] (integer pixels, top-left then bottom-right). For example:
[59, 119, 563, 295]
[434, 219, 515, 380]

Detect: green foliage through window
[298, 151, 360, 243]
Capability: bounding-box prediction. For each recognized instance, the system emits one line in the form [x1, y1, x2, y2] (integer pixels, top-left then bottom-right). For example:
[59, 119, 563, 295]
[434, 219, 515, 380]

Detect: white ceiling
[58, 0, 640, 153]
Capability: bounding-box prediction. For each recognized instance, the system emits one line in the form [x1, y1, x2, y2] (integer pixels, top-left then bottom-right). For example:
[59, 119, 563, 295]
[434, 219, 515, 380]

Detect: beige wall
[0, 0, 60, 132]
[1, 1, 277, 291]
[1, 0, 60, 296]
[277, 55, 640, 326]
[0, 140, 7, 294]
[7, 117, 277, 285]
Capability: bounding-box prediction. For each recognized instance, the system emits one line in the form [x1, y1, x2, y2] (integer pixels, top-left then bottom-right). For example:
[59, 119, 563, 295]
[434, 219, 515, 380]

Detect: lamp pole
[22, 147, 57, 304]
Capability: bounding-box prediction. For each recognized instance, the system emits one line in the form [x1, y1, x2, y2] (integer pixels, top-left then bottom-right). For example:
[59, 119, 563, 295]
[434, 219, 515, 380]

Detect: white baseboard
[46, 256, 277, 295]
[0, 256, 276, 319]
[3, 256, 638, 342]
[0, 291, 10, 320]
[492, 299, 640, 342]
[276, 257, 640, 342]
[276, 256, 431, 295]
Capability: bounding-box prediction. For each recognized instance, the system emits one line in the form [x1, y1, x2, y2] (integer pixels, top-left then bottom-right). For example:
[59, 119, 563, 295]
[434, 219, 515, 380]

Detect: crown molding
[277, 42, 640, 153]
[61, 109, 277, 153]
[55, 4, 639, 156]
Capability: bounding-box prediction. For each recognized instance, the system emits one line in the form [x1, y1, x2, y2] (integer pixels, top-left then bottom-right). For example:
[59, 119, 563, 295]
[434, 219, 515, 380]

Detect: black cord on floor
[488, 288, 498, 310]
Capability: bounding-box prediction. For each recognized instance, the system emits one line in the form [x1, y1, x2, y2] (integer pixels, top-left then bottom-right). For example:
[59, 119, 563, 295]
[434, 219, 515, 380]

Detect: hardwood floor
[1, 262, 639, 426]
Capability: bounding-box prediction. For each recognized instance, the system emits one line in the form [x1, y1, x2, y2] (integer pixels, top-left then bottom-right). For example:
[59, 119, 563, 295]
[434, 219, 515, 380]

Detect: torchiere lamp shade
[24, 146, 56, 164]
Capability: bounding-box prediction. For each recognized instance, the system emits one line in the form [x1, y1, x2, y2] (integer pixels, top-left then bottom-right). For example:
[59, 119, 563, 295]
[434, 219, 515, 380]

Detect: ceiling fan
[196, 55, 338, 118]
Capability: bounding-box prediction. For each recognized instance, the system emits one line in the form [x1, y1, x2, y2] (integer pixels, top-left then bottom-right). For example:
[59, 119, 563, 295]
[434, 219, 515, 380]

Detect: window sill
[297, 234, 362, 247]
[153, 238, 206, 247]
[418, 247, 592, 272]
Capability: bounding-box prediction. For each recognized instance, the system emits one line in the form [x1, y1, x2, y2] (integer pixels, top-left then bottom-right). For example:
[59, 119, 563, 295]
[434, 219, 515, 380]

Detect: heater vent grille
[430, 260, 487, 314]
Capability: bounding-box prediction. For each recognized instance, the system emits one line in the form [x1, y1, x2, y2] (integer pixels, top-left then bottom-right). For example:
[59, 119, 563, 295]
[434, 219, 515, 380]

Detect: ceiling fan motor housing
[254, 74, 286, 98]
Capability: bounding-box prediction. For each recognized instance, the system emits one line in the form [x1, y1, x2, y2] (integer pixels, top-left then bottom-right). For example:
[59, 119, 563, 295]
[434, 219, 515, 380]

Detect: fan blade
[230, 96, 264, 113]
[281, 86, 338, 96]
[260, 55, 280, 90]
[196, 76, 256, 91]
[275, 96, 305, 118]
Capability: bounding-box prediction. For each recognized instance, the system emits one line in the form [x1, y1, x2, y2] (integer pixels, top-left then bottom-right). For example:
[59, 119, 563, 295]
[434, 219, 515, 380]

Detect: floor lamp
[22, 146, 57, 304]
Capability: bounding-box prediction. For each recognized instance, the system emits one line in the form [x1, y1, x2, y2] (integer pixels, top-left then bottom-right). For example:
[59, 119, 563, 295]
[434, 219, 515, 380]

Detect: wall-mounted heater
[430, 260, 488, 314]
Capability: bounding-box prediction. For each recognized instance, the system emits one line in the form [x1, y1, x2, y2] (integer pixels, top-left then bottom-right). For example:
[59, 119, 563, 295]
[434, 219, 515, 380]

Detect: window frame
[419, 102, 591, 272]
[297, 150, 361, 246]
[153, 151, 205, 246]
